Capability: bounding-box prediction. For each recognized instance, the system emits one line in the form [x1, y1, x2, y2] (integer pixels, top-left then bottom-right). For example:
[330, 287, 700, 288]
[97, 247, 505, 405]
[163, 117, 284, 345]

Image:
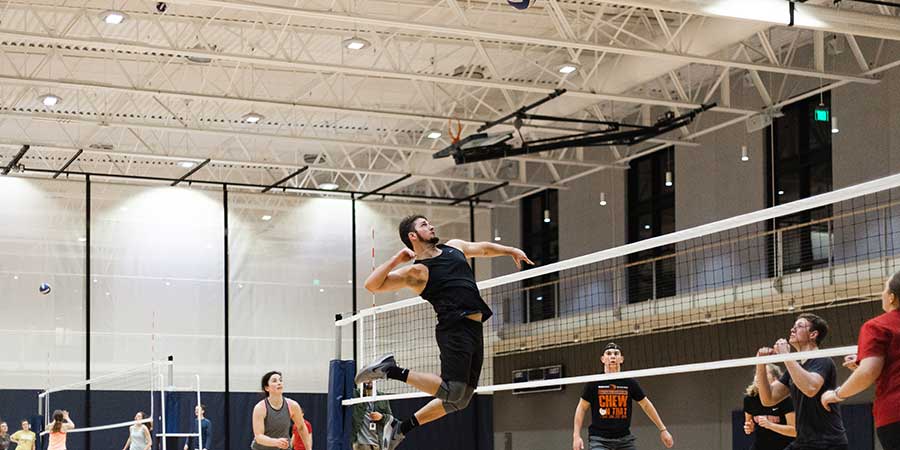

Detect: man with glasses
[755, 313, 848, 450]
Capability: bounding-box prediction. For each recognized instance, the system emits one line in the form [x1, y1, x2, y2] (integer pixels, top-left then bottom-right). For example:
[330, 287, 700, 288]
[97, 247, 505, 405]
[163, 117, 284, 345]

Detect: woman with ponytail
[47, 410, 75, 450]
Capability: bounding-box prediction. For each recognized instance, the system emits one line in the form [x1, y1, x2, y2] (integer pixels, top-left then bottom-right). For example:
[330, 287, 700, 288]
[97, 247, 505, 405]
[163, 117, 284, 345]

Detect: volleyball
[39, 283, 52, 295]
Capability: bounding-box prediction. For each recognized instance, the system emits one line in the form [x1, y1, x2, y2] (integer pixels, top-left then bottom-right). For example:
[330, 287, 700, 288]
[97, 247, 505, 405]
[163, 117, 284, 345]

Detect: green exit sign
[814, 107, 830, 122]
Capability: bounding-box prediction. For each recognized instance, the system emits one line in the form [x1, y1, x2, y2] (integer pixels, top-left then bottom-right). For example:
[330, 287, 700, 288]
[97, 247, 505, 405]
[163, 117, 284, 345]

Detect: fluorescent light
[185, 44, 214, 64]
[242, 112, 264, 124]
[831, 116, 839, 134]
[261, 215, 272, 221]
[426, 130, 442, 139]
[177, 161, 197, 169]
[100, 10, 128, 24]
[599, 192, 607, 206]
[558, 62, 580, 74]
[38, 94, 61, 107]
[343, 37, 370, 50]
[702, 0, 825, 27]
[319, 182, 339, 191]
[741, 145, 749, 162]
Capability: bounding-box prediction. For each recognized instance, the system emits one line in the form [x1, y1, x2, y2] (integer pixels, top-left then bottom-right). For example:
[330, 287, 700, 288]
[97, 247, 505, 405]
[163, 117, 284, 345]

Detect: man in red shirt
[291, 420, 312, 450]
[822, 273, 900, 450]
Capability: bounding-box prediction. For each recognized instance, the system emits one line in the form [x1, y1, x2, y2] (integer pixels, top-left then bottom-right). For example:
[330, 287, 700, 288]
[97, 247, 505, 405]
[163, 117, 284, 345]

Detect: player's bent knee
[438, 382, 474, 414]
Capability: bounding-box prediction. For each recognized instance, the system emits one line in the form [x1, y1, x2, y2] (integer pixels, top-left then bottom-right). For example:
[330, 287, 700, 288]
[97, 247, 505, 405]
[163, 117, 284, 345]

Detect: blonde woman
[744, 364, 796, 450]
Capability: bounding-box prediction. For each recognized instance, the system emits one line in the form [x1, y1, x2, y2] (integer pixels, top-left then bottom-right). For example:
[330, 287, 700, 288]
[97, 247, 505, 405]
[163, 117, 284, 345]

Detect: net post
[196, 374, 202, 450]
[160, 372, 168, 450]
[334, 314, 343, 360]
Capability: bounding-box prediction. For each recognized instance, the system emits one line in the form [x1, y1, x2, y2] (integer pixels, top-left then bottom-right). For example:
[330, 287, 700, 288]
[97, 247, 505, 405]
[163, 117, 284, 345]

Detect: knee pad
[436, 381, 474, 413]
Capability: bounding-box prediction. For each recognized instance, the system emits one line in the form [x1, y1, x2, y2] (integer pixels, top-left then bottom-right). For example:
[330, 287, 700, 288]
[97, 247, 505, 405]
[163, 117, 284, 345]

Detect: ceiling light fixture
[177, 161, 197, 169]
[261, 215, 272, 221]
[543, 209, 551, 223]
[242, 112, 264, 124]
[599, 192, 607, 206]
[343, 37, 370, 50]
[741, 145, 749, 162]
[38, 94, 61, 107]
[100, 10, 128, 24]
[665, 170, 673, 187]
[831, 116, 839, 134]
[557, 62, 580, 74]
[426, 130, 442, 140]
[494, 228, 501, 241]
[319, 182, 339, 191]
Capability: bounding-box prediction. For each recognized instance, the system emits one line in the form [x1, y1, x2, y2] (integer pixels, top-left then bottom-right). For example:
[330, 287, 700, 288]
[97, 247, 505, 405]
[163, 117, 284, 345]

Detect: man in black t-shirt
[755, 313, 848, 450]
[573, 343, 674, 450]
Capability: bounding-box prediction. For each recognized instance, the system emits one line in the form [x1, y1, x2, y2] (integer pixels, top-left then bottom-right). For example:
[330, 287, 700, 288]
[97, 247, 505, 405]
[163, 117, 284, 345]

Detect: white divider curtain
[0, 177, 86, 389]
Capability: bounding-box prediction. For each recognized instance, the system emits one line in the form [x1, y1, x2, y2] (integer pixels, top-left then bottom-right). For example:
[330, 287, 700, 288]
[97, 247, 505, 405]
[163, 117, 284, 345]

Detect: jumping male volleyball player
[356, 215, 533, 450]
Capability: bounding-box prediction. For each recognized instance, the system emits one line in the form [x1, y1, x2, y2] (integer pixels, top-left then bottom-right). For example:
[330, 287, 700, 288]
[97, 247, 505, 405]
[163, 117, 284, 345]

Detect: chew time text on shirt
[596, 387, 630, 419]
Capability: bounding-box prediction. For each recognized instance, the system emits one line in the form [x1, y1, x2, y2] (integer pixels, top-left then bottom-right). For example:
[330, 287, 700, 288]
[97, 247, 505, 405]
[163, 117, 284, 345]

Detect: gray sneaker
[381, 416, 405, 450]
[354, 353, 398, 385]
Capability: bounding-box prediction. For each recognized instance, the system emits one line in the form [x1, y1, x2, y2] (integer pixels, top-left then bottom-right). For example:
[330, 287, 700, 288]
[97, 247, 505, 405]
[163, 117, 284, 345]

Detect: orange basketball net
[448, 118, 463, 144]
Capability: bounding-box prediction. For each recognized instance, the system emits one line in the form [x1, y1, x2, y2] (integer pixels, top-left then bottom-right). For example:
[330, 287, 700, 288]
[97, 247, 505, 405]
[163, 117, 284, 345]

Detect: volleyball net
[39, 360, 204, 450]
[336, 172, 900, 404]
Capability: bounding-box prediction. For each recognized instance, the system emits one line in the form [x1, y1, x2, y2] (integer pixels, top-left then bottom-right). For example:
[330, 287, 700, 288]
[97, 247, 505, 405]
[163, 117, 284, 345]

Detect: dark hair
[888, 271, 900, 300]
[135, 411, 152, 432]
[398, 215, 426, 250]
[604, 342, 621, 352]
[798, 313, 829, 345]
[51, 410, 64, 433]
[21, 419, 29, 425]
[198, 404, 207, 413]
[261, 371, 282, 397]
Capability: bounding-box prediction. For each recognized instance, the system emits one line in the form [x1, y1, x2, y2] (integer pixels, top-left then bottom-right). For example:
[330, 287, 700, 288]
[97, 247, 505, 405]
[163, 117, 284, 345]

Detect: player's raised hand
[510, 248, 534, 269]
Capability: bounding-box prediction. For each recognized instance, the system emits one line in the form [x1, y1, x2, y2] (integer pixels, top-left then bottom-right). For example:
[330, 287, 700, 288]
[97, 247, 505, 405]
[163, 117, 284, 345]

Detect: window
[627, 147, 676, 303]
[521, 190, 559, 322]
[767, 93, 833, 274]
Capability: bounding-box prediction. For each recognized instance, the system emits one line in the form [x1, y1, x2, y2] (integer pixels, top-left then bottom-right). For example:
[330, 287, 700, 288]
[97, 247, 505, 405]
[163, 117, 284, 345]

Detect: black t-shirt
[581, 378, 645, 439]
[743, 394, 794, 450]
[777, 357, 848, 447]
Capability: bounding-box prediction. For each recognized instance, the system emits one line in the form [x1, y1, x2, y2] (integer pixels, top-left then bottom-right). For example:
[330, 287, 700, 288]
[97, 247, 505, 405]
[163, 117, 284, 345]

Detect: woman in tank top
[251, 371, 312, 450]
[47, 410, 75, 450]
[121, 411, 152, 450]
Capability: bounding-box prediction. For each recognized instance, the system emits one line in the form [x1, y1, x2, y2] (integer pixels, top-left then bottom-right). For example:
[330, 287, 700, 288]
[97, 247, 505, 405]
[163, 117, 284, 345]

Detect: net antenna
[336, 170, 900, 405]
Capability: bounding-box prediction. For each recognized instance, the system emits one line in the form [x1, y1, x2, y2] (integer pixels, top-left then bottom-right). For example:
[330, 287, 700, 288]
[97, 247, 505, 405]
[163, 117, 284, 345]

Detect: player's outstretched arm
[445, 240, 534, 269]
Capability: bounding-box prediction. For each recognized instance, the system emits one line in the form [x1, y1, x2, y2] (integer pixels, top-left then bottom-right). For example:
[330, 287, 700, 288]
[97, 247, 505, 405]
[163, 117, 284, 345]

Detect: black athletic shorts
[435, 317, 483, 387]
[878, 421, 900, 450]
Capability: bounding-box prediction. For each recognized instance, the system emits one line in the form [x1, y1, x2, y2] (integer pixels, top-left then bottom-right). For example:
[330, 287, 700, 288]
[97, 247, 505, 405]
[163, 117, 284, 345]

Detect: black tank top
[415, 244, 492, 328]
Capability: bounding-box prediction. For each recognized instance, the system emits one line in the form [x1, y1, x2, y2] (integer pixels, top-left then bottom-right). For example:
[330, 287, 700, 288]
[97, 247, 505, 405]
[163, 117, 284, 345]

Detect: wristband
[659, 428, 667, 432]
[834, 387, 846, 402]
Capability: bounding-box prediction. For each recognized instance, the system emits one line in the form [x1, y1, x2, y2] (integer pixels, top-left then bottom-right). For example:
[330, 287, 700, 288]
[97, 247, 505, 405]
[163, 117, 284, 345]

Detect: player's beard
[417, 230, 440, 247]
